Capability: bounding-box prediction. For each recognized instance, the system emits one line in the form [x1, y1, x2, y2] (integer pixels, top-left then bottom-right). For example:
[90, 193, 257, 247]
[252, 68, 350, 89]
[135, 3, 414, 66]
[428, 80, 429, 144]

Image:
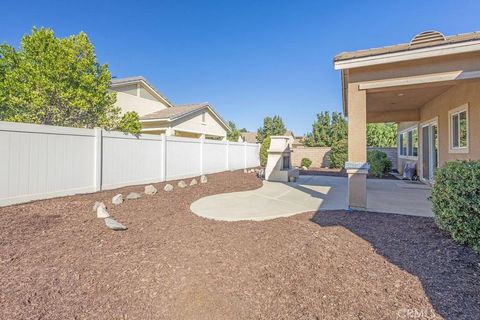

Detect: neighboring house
[240, 131, 258, 143]
[109, 76, 230, 139]
[334, 30, 480, 209]
[241, 130, 295, 146]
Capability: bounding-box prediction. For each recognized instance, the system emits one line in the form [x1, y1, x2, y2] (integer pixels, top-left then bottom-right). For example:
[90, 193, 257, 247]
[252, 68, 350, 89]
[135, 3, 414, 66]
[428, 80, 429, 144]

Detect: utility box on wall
[265, 136, 299, 182]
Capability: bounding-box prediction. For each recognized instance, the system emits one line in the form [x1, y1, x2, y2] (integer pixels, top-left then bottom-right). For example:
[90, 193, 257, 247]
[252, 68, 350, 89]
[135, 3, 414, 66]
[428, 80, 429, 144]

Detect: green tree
[117, 111, 141, 135]
[367, 123, 397, 147]
[256, 115, 286, 143]
[306, 111, 347, 147]
[0, 27, 140, 134]
[227, 120, 241, 142]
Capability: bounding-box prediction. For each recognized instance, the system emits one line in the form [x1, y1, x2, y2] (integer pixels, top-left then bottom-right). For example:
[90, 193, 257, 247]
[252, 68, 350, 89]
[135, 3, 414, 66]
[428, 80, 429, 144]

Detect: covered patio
[334, 30, 480, 209]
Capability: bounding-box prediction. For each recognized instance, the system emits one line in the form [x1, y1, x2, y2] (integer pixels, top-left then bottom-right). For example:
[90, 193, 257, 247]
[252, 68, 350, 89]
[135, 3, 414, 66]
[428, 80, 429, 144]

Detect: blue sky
[1, 1, 480, 135]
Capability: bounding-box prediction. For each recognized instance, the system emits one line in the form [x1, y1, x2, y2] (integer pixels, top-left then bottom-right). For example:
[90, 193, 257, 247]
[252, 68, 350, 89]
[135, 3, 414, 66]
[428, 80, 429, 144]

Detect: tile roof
[140, 103, 231, 132]
[140, 103, 208, 120]
[334, 31, 480, 62]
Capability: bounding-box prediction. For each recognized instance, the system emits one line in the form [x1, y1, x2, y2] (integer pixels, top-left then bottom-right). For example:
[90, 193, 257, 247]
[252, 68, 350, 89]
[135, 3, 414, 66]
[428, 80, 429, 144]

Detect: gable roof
[334, 30, 480, 69]
[110, 76, 175, 108]
[140, 103, 231, 132]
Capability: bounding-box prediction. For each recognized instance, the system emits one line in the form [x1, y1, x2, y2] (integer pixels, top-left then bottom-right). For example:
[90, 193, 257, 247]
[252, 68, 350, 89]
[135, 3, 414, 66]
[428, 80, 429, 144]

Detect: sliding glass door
[421, 122, 438, 181]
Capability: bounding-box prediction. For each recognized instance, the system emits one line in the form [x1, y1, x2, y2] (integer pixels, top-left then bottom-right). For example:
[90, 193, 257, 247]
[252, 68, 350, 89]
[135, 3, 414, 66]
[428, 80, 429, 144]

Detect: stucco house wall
[114, 91, 169, 117]
[397, 81, 480, 176]
[172, 109, 227, 138]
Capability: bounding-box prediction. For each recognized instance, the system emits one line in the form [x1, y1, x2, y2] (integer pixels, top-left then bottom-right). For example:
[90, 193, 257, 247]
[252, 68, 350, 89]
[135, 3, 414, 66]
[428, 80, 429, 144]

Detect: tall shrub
[367, 150, 392, 177]
[260, 136, 271, 167]
[431, 161, 480, 253]
[301, 158, 312, 168]
[329, 139, 347, 168]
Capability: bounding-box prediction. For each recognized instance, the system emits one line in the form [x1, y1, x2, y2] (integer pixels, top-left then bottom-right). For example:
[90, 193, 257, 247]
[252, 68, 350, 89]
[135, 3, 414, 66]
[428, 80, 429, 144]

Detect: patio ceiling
[367, 84, 453, 112]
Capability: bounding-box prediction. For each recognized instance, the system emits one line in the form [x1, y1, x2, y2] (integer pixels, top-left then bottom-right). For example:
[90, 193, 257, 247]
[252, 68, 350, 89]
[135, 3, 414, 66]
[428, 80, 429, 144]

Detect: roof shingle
[140, 103, 209, 120]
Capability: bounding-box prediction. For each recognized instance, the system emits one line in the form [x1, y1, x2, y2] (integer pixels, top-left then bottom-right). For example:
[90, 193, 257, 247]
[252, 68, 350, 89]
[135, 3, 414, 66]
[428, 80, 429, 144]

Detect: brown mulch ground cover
[1, 171, 478, 319]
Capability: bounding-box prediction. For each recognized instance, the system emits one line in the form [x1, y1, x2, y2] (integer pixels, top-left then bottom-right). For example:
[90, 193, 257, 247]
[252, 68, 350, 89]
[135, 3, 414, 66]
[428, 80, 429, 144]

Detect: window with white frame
[449, 105, 468, 151]
[399, 127, 418, 157]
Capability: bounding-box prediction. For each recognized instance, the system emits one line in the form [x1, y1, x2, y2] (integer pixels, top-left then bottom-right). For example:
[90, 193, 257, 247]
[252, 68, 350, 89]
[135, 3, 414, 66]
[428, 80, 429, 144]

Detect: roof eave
[334, 39, 480, 70]
[110, 77, 175, 108]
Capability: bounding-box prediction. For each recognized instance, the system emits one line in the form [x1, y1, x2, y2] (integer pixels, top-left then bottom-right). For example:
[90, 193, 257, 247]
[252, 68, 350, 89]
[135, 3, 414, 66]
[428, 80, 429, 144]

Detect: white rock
[200, 175, 208, 183]
[104, 217, 127, 231]
[145, 185, 157, 195]
[164, 184, 173, 192]
[190, 179, 198, 186]
[301, 166, 308, 170]
[112, 194, 123, 205]
[93, 201, 106, 212]
[126, 192, 141, 200]
[178, 180, 187, 188]
[244, 169, 248, 173]
[96, 205, 110, 218]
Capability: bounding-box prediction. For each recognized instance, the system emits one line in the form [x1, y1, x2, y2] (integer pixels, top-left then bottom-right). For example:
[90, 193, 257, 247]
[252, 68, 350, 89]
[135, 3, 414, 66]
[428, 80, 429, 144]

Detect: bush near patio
[260, 136, 271, 167]
[367, 150, 392, 177]
[431, 160, 480, 253]
[301, 158, 312, 168]
[329, 139, 347, 168]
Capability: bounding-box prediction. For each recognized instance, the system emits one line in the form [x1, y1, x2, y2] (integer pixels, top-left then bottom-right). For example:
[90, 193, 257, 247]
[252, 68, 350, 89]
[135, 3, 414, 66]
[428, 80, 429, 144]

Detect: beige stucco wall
[397, 80, 480, 175]
[171, 109, 227, 138]
[110, 83, 170, 117]
[291, 146, 331, 168]
[114, 91, 169, 116]
[420, 81, 480, 164]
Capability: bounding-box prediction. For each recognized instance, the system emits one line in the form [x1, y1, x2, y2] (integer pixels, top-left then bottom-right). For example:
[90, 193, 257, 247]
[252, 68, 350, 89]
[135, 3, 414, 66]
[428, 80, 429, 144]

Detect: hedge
[431, 160, 480, 253]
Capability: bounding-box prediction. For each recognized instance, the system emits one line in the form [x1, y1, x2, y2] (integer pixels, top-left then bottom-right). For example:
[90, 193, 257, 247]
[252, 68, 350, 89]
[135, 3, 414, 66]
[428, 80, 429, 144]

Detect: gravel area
[0, 170, 478, 319]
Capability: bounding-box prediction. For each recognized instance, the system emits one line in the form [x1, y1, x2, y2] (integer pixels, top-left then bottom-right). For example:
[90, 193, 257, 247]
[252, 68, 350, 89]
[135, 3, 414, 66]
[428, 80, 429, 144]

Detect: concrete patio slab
[190, 175, 432, 221]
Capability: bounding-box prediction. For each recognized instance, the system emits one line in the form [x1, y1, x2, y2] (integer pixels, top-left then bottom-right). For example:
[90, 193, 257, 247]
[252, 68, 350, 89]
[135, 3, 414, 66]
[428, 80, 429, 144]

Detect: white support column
[161, 134, 167, 181]
[93, 127, 102, 192]
[199, 135, 205, 175]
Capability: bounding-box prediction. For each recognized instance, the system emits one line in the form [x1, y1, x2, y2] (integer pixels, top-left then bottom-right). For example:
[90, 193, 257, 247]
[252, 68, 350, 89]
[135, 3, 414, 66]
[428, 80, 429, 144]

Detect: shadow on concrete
[311, 210, 480, 320]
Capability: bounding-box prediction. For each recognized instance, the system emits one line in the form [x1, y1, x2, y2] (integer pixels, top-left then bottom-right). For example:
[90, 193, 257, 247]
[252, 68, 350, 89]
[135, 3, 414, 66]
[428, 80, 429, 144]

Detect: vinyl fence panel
[0, 122, 95, 206]
[246, 144, 261, 168]
[228, 142, 245, 170]
[101, 131, 164, 190]
[0, 121, 260, 207]
[165, 136, 202, 180]
[202, 139, 228, 174]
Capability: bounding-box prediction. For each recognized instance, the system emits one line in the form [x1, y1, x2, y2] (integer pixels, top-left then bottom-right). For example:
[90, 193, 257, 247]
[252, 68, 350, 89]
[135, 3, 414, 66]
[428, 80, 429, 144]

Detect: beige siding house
[334, 30, 480, 209]
[110, 77, 230, 139]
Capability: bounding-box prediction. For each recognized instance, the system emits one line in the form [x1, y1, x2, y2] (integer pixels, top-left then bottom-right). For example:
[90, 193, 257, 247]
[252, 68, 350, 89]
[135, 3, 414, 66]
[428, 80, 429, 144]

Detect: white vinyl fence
[0, 121, 260, 207]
